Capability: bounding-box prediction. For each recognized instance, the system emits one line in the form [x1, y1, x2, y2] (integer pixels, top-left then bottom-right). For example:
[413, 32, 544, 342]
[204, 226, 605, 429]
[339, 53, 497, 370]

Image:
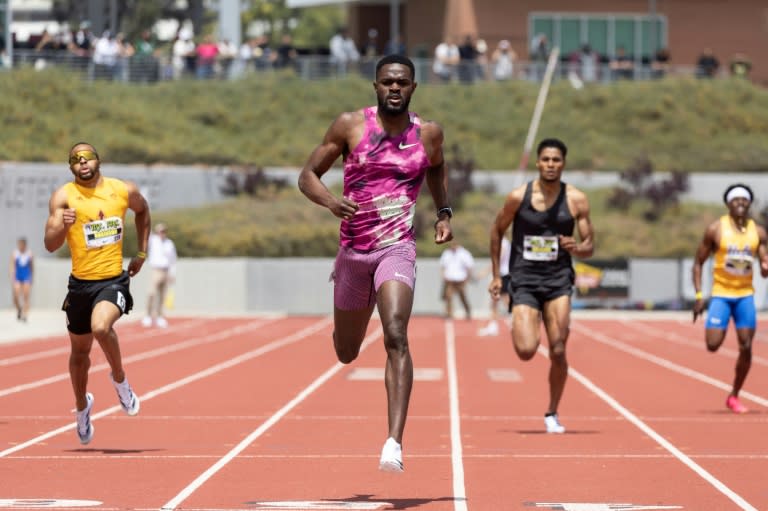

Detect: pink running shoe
[726, 395, 748, 414]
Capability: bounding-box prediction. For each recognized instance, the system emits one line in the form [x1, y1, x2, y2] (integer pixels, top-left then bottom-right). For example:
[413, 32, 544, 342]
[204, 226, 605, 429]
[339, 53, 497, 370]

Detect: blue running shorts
[705, 295, 756, 330]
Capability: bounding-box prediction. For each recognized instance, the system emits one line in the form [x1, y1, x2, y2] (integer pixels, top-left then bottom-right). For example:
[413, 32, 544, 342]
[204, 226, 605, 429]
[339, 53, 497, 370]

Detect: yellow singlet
[711, 215, 758, 298]
[63, 177, 129, 280]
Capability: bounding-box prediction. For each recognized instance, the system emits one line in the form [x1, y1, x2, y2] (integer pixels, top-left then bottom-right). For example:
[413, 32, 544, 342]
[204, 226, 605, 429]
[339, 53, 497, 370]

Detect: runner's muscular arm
[560, 187, 594, 258]
[44, 187, 74, 253]
[756, 224, 768, 278]
[298, 112, 361, 220]
[422, 121, 452, 244]
[126, 180, 151, 277]
[488, 185, 524, 299]
[692, 221, 719, 322]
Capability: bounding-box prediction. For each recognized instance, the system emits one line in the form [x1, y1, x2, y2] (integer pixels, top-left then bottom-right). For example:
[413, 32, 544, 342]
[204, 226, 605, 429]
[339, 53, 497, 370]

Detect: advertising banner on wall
[573, 259, 630, 303]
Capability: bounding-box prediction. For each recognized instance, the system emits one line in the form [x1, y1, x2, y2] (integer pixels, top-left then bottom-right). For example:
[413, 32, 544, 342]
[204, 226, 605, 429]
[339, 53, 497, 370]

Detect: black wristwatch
[437, 207, 453, 220]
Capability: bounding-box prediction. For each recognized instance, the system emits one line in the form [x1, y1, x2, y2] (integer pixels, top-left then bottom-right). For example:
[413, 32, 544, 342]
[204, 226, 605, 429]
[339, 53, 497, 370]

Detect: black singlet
[508, 181, 575, 288]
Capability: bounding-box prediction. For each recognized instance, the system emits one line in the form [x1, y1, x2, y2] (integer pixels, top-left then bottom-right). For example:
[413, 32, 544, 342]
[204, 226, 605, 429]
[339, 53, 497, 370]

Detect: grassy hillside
[2, 68, 768, 172]
[4, 67, 749, 259]
[118, 186, 724, 260]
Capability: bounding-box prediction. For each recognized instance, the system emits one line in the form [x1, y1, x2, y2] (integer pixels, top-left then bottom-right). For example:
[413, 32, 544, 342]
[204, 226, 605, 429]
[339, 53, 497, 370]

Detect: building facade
[348, 0, 767, 84]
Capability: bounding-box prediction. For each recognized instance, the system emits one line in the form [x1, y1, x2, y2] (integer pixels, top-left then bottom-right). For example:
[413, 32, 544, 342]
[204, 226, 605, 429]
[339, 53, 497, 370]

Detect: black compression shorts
[62, 271, 133, 334]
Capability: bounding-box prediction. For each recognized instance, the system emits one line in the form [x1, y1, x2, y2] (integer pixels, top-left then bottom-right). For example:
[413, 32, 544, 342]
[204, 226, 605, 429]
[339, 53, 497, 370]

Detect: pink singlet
[333, 106, 432, 311]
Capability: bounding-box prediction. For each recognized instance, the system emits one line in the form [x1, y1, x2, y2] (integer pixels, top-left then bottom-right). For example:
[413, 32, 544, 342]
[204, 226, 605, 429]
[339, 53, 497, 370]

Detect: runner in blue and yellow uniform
[693, 183, 768, 414]
[44, 142, 151, 444]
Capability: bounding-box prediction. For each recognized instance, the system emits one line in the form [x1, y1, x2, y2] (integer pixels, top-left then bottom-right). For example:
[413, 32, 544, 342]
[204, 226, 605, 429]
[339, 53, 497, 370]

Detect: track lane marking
[159, 326, 383, 511]
[542, 340, 759, 511]
[618, 320, 768, 366]
[444, 320, 468, 511]
[0, 318, 281, 398]
[0, 319, 209, 367]
[573, 323, 768, 408]
[0, 317, 331, 458]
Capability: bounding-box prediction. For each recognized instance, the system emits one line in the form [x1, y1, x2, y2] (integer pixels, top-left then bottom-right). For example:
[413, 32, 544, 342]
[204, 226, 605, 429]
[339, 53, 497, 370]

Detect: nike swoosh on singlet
[398, 142, 418, 150]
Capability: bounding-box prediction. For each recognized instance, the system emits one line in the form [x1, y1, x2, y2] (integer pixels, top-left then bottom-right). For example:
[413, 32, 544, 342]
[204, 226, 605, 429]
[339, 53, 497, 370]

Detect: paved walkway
[0, 309, 69, 344]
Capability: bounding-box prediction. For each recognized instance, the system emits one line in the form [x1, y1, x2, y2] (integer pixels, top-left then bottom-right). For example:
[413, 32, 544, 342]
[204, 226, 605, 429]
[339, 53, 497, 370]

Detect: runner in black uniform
[488, 138, 594, 433]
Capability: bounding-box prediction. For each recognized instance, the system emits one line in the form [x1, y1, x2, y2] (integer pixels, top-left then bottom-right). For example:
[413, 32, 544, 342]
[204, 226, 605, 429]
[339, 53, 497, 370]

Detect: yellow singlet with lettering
[712, 215, 758, 298]
[63, 177, 129, 280]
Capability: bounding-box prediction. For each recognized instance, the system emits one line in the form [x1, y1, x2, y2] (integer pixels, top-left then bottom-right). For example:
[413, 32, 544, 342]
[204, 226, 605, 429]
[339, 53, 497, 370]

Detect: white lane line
[572, 323, 768, 408]
[159, 327, 383, 511]
[0, 318, 279, 398]
[618, 320, 768, 366]
[539, 343, 759, 511]
[0, 317, 332, 458]
[0, 319, 209, 367]
[8, 453, 768, 461]
[444, 320, 468, 511]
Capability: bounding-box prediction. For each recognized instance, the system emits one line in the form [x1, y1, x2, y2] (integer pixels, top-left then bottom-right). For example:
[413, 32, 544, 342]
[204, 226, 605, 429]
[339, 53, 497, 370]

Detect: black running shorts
[62, 271, 133, 334]
[509, 283, 573, 311]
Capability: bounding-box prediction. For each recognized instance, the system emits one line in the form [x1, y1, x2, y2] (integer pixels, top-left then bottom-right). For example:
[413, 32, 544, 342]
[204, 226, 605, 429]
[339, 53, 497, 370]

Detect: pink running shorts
[333, 241, 417, 311]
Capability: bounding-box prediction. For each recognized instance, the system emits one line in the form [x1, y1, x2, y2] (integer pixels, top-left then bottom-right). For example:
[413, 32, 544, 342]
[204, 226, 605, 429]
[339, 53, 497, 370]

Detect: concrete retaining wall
[26, 256, 768, 316]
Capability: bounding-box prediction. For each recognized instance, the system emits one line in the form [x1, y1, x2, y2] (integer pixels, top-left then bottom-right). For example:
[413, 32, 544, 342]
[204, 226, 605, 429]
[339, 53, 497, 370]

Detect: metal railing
[6, 48, 702, 85]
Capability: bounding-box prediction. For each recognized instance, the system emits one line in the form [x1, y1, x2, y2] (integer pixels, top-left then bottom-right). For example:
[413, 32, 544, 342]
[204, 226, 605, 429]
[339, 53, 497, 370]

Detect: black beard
[378, 96, 409, 116]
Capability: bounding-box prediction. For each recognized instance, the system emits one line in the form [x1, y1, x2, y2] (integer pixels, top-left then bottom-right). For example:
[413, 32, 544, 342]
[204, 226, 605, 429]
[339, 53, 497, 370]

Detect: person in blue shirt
[10, 237, 34, 321]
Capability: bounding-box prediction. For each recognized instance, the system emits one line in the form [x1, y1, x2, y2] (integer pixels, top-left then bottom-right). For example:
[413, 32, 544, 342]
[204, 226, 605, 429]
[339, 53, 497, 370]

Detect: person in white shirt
[478, 235, 511, 336]
[433, 37, 460, 82]
[142, 223, 177, 328]
[439, 242, 474, 319]
[329, 27, 360, 76]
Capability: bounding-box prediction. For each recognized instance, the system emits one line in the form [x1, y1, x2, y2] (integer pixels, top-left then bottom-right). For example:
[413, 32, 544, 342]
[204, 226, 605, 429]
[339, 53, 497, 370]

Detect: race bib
[724, 254, 753, 276]
[83, 216, 123, 249]
[523, 235, 559, 261]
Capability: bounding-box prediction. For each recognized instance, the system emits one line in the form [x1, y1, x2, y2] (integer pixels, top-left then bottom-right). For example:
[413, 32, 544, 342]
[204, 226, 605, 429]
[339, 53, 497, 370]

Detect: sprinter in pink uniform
[299, 54, 453, 472]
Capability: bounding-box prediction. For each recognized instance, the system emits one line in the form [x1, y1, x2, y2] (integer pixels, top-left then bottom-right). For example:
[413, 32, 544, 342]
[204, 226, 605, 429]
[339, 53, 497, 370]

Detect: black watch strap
[437, 207, 453, 219]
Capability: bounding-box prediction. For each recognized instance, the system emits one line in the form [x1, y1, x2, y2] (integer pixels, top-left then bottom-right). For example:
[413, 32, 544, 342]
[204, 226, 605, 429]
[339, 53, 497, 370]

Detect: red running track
[0, 312, 765, 510]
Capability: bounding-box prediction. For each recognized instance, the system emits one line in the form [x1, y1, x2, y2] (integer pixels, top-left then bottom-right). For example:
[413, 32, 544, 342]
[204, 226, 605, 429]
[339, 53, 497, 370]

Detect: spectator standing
[433, 36, 459, 82]
[360, 28, 379, 78]
[132, 30, 158, 83]
[329, 27, 360, 76]
[651, 47, 670, 79]
[696, 48, 719, 78]
[142, 223, 177, 329]
[10, 237, 33, 322]
[274, 34, 298, 71]
[610, 46, 634, 80]
[172, 31, 196, 79]
[440, 242, 475, 319]
[92, 30, 120, 80]
[529, 33, 549, 80]
[478, 235, 511, 336]
[491, 39, 516, 81]
[217, 38, 238, 78]
[195, 34, 219, 79]
[385, 34, 407, 56]
[457, 34, 478, 84]
[578, 44, 599, 83]
[729, 53, 751, 79]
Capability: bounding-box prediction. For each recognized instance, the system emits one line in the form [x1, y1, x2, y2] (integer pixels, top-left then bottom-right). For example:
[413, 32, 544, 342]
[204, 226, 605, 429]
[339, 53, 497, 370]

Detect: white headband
[726, 186, 752, 203]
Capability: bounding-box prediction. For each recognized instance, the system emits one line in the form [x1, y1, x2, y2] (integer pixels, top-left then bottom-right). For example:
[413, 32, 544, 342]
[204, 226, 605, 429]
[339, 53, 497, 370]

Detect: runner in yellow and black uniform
[44, 142, 151, 445]
[693, 183, 768, 414]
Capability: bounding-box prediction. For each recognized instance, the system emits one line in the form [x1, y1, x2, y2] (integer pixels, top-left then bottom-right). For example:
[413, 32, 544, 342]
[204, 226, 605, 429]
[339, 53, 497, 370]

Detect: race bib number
[83, 216, 123, 249]
[523, 235, 559, 261]
[724, 254, 753, 276]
